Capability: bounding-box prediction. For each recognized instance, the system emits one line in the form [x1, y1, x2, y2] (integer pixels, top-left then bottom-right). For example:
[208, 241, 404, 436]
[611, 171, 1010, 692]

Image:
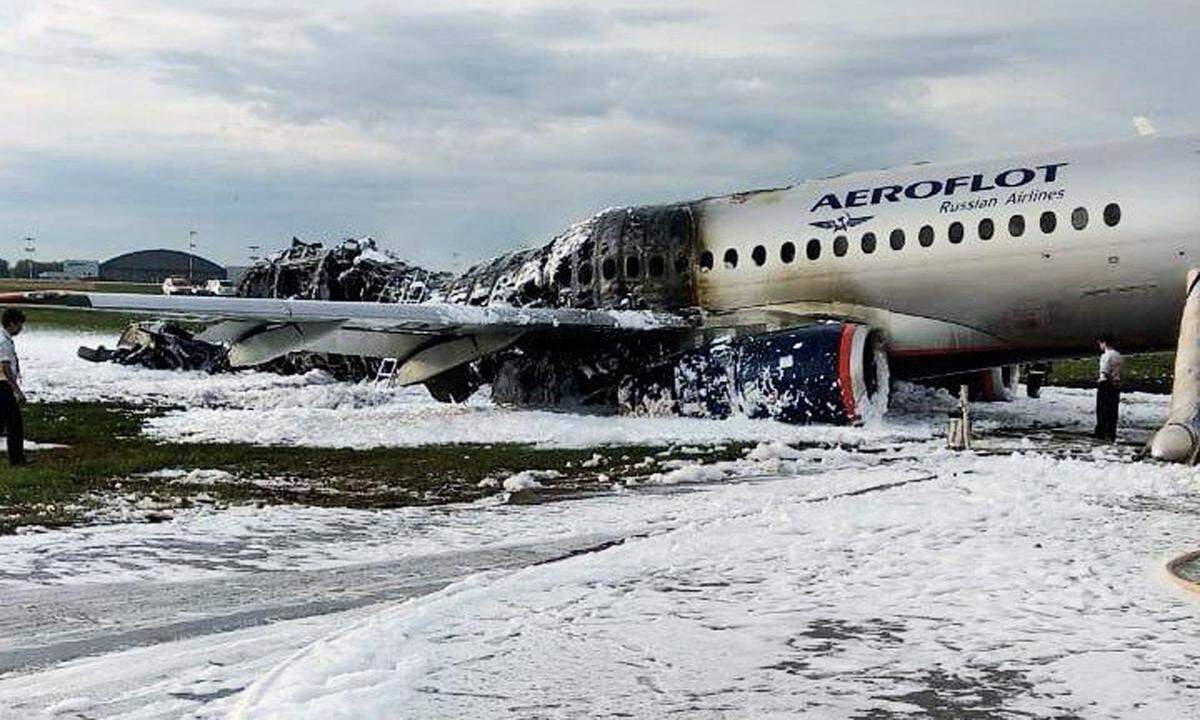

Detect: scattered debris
[78, 322, 228, 373]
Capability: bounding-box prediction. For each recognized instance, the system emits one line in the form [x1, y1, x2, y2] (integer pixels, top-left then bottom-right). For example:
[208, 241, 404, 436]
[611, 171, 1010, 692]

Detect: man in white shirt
[0, 308, 27, 465]
[1094, 335, 1123, 441]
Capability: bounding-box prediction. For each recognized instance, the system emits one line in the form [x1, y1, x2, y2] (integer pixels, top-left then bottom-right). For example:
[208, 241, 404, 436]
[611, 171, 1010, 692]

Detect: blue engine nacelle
[620, 322, 889, 425]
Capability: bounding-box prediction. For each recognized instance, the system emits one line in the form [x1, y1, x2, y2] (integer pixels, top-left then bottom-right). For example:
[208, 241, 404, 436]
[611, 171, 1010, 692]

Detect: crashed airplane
[7, 134, 1200, 426]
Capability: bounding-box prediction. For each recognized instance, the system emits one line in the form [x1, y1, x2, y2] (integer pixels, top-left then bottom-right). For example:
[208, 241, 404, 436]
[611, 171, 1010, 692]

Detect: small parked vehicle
[161, 277, 193, 295]
[204, 279, 237, 296]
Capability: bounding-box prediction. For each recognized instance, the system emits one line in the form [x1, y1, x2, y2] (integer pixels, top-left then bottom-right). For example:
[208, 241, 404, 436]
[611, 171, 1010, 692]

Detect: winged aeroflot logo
[810, 214, 873, 232]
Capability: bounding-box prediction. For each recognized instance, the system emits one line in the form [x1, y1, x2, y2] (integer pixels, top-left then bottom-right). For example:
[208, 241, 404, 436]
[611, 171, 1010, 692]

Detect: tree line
[0, 260, 67, 278]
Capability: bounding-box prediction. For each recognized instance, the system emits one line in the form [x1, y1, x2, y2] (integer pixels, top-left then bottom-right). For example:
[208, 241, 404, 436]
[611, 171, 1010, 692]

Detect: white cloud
[0, 1, 1196, 265]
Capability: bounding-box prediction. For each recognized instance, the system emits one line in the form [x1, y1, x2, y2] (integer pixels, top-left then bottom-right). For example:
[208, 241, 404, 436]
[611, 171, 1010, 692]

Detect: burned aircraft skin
[425, 203, 729, 414]
[234, 238, 454, 380]
[238, 237, 454, 305]
[433, 203, 702, 313]
[222, 208, 719, 412]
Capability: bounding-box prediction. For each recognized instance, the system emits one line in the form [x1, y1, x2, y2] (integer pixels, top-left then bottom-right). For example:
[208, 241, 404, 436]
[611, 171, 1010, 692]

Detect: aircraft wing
[0, 291, 692, 384]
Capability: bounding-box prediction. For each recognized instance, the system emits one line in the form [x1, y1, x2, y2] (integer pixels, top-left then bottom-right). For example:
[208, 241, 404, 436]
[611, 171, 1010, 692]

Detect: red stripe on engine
[837, 325, 857, 423]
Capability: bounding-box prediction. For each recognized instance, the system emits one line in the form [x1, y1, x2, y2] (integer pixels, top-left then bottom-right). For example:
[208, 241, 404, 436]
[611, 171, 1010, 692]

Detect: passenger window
[918, 226, 934, 247]
[578, 263, 593, 285]
[625, 256, 641, 278]
[890, 229, 905, 251]
[978, 218, 995, 241]
[1040, 211, 1057, 234]
[948, 222, 964, 244]
[1071, 207, 1088, 230]
[1009, 215, 1025, 237]
[861, 232, 877, 254]
[781, 241, 796, 263]
[833, 235, 848, 257]
[555, 263, 572, 286]
[1104, 203, 1121, 227]
[699, 251, 714, 272]
[752, 245, 767, 266]
[723, 248, 739, 269]
[649, 255, 665, 278]
[806, 238, 821, 260]
[602, 257, 617, 280]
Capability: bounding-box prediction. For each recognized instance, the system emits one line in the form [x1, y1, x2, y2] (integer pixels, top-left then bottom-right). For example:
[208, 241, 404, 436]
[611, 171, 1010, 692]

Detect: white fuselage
[694, 135, 1200, 376]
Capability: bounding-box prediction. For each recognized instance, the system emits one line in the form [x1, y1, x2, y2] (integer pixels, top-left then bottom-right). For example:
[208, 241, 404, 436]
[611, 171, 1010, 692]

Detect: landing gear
[1025, 362, 1050, 399]
[928, 365, 1020, 402]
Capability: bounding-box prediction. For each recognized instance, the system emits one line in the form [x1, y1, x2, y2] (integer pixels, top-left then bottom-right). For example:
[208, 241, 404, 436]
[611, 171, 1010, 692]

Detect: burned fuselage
[427, 204, 710, 411]
[229, 201, 883, 425]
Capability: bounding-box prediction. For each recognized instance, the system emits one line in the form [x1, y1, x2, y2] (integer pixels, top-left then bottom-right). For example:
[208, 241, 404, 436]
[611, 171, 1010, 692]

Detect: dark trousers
[1095, 380, 1120, 441]
[0, 383, 24, 465]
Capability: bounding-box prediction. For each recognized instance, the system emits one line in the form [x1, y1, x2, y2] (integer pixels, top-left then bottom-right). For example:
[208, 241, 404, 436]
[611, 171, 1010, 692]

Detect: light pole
[188, 230, 197, 283]
[22, 238, 34, 280]
[248, 244, 261, 262]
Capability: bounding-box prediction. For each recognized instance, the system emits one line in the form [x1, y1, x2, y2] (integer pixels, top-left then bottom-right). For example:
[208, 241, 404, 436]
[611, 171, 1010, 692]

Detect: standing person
[1094, 335, 1123, 442]
[0, 309, 27, 466]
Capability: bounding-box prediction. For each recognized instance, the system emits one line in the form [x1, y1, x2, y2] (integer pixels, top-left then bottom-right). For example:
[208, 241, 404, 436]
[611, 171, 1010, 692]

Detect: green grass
[1046, 352, 1175, 394]
[0, 401, 752, 533]
[0, 280, 156, 332]
[21, 307, 143, 333]
[0, 279, 159, 294]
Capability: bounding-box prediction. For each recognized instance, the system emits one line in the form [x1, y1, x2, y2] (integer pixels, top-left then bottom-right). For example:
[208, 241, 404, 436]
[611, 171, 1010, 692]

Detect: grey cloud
[5, 2, 1199, 266]
[154, 11, 1010, 160]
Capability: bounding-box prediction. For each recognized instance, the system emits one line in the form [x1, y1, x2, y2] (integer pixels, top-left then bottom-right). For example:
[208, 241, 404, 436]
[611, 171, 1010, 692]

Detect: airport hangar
[98, 249, 227, 284]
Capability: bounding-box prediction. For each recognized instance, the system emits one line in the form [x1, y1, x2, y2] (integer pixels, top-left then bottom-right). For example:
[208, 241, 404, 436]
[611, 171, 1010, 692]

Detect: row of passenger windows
[697, 203, 1122, 270]
[562, 251, 690, 286]
[557, 203, 1123, 285]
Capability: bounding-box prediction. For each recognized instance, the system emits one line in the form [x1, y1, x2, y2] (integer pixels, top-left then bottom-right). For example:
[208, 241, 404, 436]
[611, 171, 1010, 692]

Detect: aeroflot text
[810, 162, 1069, 212]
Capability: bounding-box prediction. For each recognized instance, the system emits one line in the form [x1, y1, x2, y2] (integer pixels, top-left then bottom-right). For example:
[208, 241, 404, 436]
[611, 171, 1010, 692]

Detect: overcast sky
[0, 1, 1196, 268]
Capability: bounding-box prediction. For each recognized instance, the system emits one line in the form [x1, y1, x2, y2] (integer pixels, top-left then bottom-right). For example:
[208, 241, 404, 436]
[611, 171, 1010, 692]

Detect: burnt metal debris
[237, 237, 453, 304]
[80, 237, 455, 379]
[78, 321, 229, 374]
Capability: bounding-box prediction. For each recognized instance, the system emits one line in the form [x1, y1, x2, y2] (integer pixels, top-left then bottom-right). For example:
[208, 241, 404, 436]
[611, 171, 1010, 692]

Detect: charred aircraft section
[228, 206, 707, 398]
[79, 322, 229, 374]
[79, 201, 889, 427]
[234, 205, 702, 313]
[237, 237, 453, 304]
[435, 203, 701, 312]
[432, 203, 706, 408]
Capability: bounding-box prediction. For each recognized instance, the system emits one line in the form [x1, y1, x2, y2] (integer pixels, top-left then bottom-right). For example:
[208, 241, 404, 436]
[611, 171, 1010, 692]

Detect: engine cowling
[621, 322, 889, 425]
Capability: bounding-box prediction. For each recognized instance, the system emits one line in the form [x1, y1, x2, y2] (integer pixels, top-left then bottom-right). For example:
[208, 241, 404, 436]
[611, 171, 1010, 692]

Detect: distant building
[99, 250, 226, 284]
[63, 260, 100, 279]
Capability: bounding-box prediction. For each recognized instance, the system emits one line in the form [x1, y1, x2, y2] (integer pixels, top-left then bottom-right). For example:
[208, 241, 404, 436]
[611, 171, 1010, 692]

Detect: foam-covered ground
[6, 329, 1200, 718]
[229, 452, 1200, 720]
[25, 329, 916, 447]
[17, 329, 1168, 449]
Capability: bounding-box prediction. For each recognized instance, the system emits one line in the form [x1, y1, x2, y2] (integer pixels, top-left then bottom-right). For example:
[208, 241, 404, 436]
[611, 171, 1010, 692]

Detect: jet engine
[621, 322, 889, 425]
